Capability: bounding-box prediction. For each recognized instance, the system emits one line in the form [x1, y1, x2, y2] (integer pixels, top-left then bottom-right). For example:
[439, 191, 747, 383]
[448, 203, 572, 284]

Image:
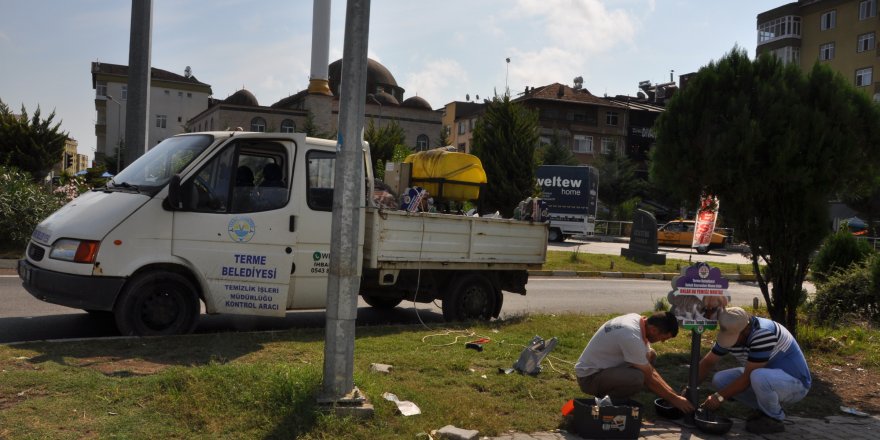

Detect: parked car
[657, 220, 727, 254]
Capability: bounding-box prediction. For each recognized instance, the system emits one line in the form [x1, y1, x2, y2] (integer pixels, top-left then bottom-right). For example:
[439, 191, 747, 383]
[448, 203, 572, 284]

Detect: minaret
[308, 0, 332, 95]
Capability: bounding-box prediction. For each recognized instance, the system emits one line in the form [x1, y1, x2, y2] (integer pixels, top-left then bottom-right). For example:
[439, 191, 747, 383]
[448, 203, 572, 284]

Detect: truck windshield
[109, 134, 214, 194]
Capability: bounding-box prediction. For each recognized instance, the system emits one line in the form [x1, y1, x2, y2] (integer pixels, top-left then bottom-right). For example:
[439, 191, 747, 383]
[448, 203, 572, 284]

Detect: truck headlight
[49, 239, 100, 263]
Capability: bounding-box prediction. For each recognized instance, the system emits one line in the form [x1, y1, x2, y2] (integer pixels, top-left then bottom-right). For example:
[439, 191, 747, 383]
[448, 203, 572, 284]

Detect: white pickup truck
[18, 132, 548, 335]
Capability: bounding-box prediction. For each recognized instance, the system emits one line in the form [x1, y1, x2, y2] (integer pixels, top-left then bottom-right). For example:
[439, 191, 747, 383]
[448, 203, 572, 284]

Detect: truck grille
[27, 242, 46, 261]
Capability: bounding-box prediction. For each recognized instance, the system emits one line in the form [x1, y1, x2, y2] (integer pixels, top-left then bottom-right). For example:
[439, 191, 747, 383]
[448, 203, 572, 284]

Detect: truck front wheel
[361, 294, 403, 310]
[443, 274, 496, 322]
[548, 228, 564, 243]
[114, 271, 200, 336]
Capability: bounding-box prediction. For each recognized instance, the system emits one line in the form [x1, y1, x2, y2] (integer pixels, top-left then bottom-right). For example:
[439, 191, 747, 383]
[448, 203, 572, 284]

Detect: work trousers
[577, 365, 645, 399]
[712, 367, 809, 421]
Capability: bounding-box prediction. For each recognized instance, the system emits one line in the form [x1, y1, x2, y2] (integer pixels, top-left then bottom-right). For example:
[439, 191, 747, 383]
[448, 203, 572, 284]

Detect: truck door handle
[289, 215, 296, 232]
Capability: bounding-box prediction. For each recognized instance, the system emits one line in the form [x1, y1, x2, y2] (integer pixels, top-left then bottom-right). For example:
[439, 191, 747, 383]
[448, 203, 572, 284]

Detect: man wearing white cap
[696, 307, 811, 434]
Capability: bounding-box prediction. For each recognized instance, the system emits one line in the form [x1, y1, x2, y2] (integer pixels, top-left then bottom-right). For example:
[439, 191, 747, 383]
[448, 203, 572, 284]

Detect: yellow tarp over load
[403, 148, 487, 201]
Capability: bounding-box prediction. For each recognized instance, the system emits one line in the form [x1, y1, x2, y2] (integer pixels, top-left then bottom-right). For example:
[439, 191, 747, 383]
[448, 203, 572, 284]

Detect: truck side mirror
[164, 174, 182, 211]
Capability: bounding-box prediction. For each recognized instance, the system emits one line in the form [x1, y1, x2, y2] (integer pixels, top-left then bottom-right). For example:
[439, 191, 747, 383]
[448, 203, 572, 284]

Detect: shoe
[746, 414, 785, 434]
[746, 410, 764, 421]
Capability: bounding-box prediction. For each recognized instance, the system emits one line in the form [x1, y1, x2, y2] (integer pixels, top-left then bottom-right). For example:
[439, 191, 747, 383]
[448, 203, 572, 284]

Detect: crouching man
[574, 311, 694, 413]
[698, 307, 812, 434]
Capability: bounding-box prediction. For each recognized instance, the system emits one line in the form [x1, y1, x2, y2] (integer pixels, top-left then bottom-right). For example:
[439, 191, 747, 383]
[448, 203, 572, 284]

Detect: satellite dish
[184, 66, 192, 78]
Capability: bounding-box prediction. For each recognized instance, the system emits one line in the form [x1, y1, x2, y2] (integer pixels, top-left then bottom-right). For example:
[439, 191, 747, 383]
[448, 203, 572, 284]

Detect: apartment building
[514, 82, 628, 166]
[91, 62, 213, 169]
[757, 0, 879, 99]
[441, 101, 485, 153]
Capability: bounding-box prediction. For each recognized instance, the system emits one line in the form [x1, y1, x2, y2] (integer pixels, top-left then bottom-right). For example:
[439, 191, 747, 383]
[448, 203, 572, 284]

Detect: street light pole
[107, 95, 123, 173]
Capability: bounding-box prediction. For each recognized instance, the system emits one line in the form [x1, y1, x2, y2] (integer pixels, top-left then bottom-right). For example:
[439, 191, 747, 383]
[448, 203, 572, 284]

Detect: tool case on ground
[569, 398, 642, 439]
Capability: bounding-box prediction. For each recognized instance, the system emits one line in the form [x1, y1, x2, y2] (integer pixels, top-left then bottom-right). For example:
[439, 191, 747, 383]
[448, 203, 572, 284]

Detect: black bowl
[694, 409, 733, 435]
[654, 398, 683, 419]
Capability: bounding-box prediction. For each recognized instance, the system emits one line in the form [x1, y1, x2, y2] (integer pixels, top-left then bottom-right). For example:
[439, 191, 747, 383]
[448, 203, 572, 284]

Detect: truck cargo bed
[363, 208, 548, 270]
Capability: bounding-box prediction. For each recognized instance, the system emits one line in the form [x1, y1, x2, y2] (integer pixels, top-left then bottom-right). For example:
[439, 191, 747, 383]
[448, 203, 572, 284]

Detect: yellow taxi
[657, 220, 727, 254]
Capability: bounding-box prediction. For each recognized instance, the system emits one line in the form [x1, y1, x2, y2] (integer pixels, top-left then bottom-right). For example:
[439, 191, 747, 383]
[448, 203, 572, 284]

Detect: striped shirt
[712, 316, 812, 389]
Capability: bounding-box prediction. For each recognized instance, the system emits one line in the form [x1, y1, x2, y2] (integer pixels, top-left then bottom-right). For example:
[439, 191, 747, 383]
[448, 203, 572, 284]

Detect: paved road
[0, 275, 770, 343]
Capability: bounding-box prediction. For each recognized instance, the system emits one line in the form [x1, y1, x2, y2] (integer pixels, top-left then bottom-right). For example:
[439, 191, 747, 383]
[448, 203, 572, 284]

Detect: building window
[860, 0, 876, 20]
[156, 114, 167, 129]
[187, 92, 192, 98]
[541, 109, 559, 120]
[601, 138, 618, 155]
[164, 90, 170, 95]
[280, 119, 295, 133]
[457, 143, 466, 152]
[821, 10, 836, 30]
[96, 81, 107, 97]
[458, 122, 466, 135]
[178, 91, 183, 97]
[416, 134, 429, 150]
[758, 15, 801, 43]
[820, 42, 835, 60]
[539, 136, 552, 146]
[121, 85, 127, 100]
[606, 111, 619, 126]
[573, 135, 593, 153]
[770, 46, 800, 65]
[858, 33, 875, 53]
[250, 117, 267, 132]
[856, 67, 873, 87]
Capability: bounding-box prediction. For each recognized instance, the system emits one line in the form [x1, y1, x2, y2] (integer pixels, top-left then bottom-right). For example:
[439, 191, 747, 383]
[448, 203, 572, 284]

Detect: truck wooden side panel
[363, 207, 548, 270]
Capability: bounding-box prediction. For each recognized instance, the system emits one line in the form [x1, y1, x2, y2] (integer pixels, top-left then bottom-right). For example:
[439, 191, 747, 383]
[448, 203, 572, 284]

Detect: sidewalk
[489, 414, 880, 439]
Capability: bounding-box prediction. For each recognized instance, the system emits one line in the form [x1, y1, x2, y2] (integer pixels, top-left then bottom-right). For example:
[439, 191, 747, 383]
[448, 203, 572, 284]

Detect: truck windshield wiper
[109, 180, 140, 192]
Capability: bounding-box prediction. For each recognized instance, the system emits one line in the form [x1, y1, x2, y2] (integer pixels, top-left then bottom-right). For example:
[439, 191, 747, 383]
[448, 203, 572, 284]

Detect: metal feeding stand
[669, 262, 731, 423]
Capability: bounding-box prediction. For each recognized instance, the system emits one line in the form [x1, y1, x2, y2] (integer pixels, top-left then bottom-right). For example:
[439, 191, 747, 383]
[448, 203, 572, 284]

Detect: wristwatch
[713, 392, 725, 403]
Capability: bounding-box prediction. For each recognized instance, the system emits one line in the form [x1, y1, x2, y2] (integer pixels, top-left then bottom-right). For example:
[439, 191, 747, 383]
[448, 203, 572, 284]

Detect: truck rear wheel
[114, 271, 200, 336]
[548, 228, 565, 242]
[442, 274, 496, 322]
[361, 294, 403, 310]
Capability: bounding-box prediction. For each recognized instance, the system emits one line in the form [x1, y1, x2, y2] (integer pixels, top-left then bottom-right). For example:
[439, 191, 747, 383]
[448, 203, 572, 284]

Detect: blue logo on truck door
[228, 217, 256, 242]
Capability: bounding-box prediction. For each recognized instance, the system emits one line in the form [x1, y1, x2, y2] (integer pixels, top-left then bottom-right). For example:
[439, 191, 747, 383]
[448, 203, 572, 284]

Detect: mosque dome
[401, 95, 432, 110]
[328, 58, 405, 103]
[224, 89, 259, 106]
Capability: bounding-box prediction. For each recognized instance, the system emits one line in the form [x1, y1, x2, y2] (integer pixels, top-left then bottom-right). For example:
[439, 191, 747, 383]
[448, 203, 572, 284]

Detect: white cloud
[403, 59, 469, 108]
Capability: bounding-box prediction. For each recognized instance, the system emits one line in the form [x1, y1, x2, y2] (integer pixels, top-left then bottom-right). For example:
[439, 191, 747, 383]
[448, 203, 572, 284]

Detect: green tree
[436, 126, 451, 147]
[471, 94, 539, 217]
[651, 48, 880, 334]
[364, 118, 406, 172]
[0, 99, 69, 180]
[302, 111, 333, 139]
[539, 132, 578, 166]
[596, 149, 643, 220]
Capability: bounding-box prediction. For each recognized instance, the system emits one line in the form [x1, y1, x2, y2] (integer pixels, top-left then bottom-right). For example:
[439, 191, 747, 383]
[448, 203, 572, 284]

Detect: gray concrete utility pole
[320, 0, 372, 411]
[125, 0, 152, 164]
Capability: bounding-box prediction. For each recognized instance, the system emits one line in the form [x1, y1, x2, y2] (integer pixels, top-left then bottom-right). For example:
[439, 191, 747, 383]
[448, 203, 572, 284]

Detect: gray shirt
[575, 313, 649, 378]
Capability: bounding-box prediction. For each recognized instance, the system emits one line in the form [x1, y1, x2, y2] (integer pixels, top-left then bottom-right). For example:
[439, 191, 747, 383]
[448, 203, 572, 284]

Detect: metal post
[687, 329, 701, 423]
[125, 0, 152, 162]
[320, 0, 372, 411]
[308, 0, 332, 96]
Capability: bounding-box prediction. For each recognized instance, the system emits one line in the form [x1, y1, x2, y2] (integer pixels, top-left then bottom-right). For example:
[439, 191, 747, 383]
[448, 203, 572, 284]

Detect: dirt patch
[0, 386, 49, 410]
[72, 356, 169, 377]
[809, 358, 880, 415]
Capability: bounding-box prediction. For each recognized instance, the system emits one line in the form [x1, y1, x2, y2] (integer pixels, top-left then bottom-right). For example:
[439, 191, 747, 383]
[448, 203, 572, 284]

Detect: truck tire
[696, 246, 709, 254]
[361, 294, 403, 310]
[442, 274, 496, 322]
[548, 228, 564, 243]
[114, 271, 200, 336]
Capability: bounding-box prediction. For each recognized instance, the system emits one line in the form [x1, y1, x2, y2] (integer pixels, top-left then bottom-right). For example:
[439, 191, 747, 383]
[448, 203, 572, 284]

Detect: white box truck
[18, 132, 548, 336]
[536, 165, 599, 242]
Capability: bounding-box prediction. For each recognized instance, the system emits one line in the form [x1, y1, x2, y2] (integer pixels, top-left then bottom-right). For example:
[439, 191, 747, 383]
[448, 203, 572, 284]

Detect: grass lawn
[1, 313, 877, 439]
[542, 250, 753, 275]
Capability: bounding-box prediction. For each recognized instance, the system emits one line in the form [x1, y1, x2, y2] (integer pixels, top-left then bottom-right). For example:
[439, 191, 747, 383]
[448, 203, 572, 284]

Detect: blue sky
[0, 1, 768, 160]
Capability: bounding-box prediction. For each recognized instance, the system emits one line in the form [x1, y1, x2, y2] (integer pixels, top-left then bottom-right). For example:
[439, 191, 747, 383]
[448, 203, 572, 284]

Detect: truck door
[171, 139, 297, 317]
[287, 150, 335, 309]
